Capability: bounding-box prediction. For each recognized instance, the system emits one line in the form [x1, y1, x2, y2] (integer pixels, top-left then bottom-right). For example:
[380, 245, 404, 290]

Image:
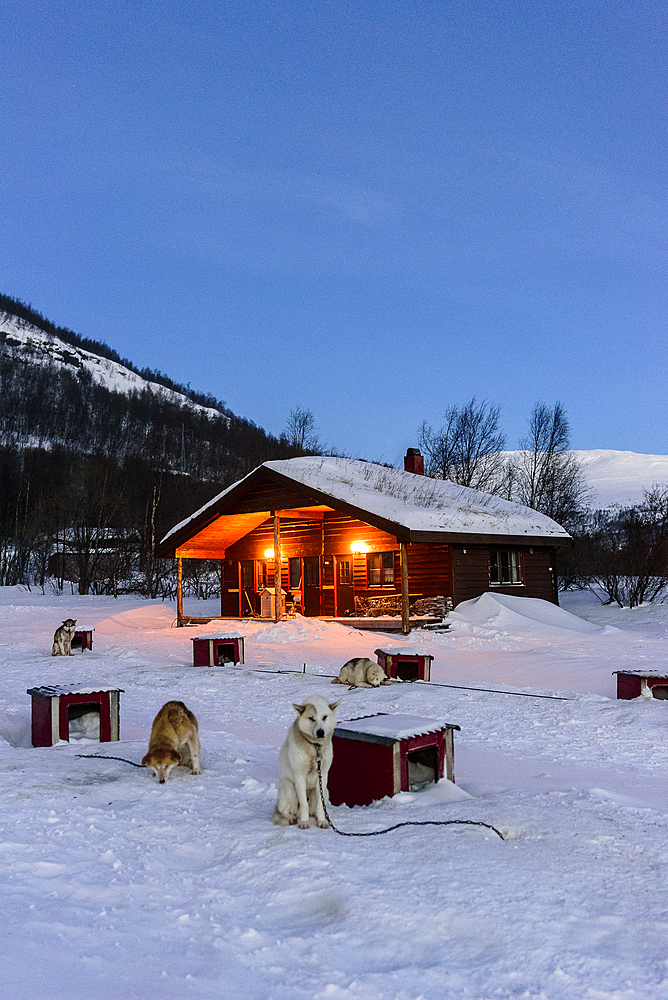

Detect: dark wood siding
[522, 547, 557, 603]
[226, 518, 323, 560]
[407, 543, 452, 603]
[452, 545, 490, 605]
[322, 514, 397, 556]
[452, 544, 558, 607]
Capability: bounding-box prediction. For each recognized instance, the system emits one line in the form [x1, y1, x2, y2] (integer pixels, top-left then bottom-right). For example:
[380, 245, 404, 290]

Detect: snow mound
[449, 592, 615, 637]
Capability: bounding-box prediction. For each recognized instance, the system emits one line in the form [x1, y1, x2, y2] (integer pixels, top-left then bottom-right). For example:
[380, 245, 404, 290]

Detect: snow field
[0, 589, 667, 999]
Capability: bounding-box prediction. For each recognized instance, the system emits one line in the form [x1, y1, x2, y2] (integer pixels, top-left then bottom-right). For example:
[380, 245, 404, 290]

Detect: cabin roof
[157, 456, 572, 558]
[156, 456, 573, 557]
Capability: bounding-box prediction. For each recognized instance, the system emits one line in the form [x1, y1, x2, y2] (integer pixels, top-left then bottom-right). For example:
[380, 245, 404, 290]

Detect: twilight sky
[2, 1, 666, 466]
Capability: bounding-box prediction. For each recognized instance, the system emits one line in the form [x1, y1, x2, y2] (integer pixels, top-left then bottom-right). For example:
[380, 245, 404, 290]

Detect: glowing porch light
[350, 542, 369, 554]
[264, 548, 275, 559]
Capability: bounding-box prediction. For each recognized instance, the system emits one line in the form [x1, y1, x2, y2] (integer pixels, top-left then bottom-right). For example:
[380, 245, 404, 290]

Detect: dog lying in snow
[272, 694, 339, 829]
[332, 657, 389, 688]
[142, 701, 202, 783]
[51, 619, 77, 656]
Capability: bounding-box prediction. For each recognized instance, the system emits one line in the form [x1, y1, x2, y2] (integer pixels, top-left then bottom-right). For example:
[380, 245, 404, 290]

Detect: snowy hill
[504, 448, 668, 509]
[572, 449, 668, 508]
[0, 310, 225, 421]
[0, 303, 296, 487]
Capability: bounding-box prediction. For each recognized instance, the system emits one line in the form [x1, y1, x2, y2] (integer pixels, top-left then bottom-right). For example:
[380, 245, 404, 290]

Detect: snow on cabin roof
[160, 456, 572, 547]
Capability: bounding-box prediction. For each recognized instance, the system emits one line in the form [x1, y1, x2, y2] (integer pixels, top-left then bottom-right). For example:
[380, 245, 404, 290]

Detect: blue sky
[2, 1, 666, 465]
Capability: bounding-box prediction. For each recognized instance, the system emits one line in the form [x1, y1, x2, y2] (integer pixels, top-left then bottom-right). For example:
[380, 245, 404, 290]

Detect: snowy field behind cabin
[0, 587, 667, 1000]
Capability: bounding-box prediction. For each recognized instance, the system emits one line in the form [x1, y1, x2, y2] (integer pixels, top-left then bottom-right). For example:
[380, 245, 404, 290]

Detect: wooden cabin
[156, 452, 573, 633]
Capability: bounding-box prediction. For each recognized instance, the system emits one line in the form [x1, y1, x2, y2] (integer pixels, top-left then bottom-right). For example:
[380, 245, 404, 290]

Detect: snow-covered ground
[1, 588, 667, 1000]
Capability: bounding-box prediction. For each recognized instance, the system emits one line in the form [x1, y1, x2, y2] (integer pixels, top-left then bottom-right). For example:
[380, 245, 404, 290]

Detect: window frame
[366, 551, 396, 588]
[489, 549, 524, 587]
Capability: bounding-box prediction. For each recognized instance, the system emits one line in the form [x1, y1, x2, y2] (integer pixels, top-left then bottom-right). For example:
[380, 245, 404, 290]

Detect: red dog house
[328, 713, 460, 807]
[72, 629, 94, 652]
[27, 685, 123, 747]
[614, 670, 668, 700]
[375, 647, 433, 682]
[192, 635, 245, 667]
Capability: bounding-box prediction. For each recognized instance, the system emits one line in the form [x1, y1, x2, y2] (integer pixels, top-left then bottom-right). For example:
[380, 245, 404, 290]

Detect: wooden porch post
[273, 513, 282, 623]
[176, 556, 183, 626]
[400, 541, 410, 635]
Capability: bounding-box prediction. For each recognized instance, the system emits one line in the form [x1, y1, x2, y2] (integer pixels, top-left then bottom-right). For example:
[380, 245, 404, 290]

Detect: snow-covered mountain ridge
[505, 448, 668, 509]
[0, 310, 225, 421]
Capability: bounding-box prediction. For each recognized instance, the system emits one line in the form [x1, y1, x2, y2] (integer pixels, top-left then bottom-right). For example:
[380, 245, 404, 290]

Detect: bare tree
[511, 402, 591, 530]
[284, 405, 321, 454]
[418, 398, 507, 492]
[583, 487, 668, 607]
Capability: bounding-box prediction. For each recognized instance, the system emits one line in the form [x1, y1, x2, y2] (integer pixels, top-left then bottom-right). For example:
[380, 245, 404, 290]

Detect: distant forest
[0, 294, 303, 597]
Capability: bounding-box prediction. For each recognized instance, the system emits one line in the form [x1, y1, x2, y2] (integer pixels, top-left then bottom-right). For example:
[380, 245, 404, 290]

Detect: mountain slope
[571, 449, 668, 508]
[0, 306, 296, 482]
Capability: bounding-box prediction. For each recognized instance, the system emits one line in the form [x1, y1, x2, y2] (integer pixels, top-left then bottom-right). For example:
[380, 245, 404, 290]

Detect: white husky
[272, 694, 339, 829]
[332, 657, 388, 688]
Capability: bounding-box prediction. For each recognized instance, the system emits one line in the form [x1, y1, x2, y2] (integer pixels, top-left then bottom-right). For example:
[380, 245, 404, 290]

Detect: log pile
[354, 595, 402, 617]
[353, 595, 452, 619]
[410, 596, 452, 618]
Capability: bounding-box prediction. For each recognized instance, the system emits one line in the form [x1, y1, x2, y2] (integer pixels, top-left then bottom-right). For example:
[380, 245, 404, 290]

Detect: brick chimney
[404, 448, 424, 475]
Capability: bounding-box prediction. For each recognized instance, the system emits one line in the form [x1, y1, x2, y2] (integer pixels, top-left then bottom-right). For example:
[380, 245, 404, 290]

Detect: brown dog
[142, 701, 202, 783]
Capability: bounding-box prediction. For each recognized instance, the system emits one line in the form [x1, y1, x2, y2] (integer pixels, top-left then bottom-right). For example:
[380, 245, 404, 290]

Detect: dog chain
[76, 752, 504, 838]
[315, 752, 505, 840]
[75, 753, 144, 767]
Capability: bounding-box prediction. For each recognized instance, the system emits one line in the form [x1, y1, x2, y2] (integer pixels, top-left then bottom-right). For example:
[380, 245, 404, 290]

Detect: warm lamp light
[350, 542, 369, 554]
[264, 548, 275, 559]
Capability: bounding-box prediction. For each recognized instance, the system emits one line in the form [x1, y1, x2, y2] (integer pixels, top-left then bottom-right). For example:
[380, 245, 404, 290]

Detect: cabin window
[338, 559, 351, 585]
[305, 559, 319, 587]
[367, 551, 394, 587]
[289, 558, 301, 590]
[490, 549, 523, 585]
[256, 561, 267, 590]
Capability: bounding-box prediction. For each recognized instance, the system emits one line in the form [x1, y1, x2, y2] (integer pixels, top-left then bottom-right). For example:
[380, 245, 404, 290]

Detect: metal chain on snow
[75, 753, 144, 767]
[315, 752, 506, 840]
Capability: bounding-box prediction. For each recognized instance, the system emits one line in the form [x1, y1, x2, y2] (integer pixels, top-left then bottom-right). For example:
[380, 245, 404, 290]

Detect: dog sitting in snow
[142, 701, 202, 784]
[332, 657, 389, 688]
[51, 619, 77, 656]
[272, 694, 339, 829]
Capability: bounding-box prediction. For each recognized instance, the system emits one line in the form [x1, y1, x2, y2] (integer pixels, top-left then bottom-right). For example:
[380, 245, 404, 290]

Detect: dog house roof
[375, 646, 434, 658]
[191, 633, 245, 641]
[612, 670, 668, 678]
[158, 456, 572, 556]
[335, 713, 460, 741]
[27, 685, 125, 697]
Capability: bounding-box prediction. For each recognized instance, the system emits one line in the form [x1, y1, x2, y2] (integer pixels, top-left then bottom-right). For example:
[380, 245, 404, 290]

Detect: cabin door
[240, 560, 255, 616]
[302, 556, 321, 616]
[334, 555, 354, 617]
